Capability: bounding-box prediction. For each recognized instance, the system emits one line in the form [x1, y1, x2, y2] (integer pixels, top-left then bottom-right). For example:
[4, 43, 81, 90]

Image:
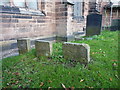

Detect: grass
[1, 30, 119, 88]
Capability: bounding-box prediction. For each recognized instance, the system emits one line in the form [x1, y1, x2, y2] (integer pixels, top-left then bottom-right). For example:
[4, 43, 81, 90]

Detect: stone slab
[63, 42, 90, 64]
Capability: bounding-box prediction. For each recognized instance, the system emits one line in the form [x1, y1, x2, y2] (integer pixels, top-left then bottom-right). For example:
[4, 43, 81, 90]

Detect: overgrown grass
[2, 30, 119, 88]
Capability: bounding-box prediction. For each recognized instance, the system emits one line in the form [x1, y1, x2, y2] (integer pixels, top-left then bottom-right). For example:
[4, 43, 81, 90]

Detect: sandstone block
[35, 40, 53, 57]
[17, 38, 31, 54]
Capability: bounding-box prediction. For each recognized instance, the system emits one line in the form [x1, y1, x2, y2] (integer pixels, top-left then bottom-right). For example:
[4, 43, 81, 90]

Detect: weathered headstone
[17, 38, 31, 54]
[63, 42, 90, 64]
[86, 13, 102, 36]
[35, 40, 53, 58]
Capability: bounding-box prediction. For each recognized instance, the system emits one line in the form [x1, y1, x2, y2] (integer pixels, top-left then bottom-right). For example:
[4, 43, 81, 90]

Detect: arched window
[13, 0, 39, 10]
[26, 0, 38, 10]
[0, 0, 10, 6]
[0, 0, 44, 15]
[13, 0, 25, 7]
[73, 2, 83, 17]
[73, 0, 84, 22]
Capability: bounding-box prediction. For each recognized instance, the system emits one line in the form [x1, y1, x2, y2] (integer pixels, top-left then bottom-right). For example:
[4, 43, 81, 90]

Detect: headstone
[86, 13, 102, 36]
[63, 42, 90, 64]
[35, 40, 53, 58]
[111, 19, 120, 31]
[17, 38, 31, 54]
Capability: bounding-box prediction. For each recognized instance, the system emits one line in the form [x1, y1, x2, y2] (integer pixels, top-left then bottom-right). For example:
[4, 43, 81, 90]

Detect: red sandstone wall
[0, 1, 56, 41]
[67, 4, 85, 36]
[55, 1, 67, 37]
[1, 0, 108, 41]
[55, 0, 86, 38]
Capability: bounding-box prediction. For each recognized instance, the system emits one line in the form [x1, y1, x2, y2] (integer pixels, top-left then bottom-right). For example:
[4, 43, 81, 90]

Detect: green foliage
[2, 31, 119, 88]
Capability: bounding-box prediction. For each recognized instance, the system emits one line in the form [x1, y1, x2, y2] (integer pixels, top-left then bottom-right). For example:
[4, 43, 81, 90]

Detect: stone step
[0, 48, 19, 60]
[73, 31, 85, 36]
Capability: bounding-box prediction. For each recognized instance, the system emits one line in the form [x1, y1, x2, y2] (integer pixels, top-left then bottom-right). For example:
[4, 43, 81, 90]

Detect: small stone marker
[17, 38, 31, 54]
[35, 40, 53, 58]
[86, 13, 102, 36]
[63, 42, 90, 64]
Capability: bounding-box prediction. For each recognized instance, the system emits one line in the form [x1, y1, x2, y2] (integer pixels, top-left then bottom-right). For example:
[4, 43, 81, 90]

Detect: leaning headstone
[35, 40, 53, 58]
[17, 38, 31, 54]
[63, 42, 90, 64]
[86, 13, 102, 36]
